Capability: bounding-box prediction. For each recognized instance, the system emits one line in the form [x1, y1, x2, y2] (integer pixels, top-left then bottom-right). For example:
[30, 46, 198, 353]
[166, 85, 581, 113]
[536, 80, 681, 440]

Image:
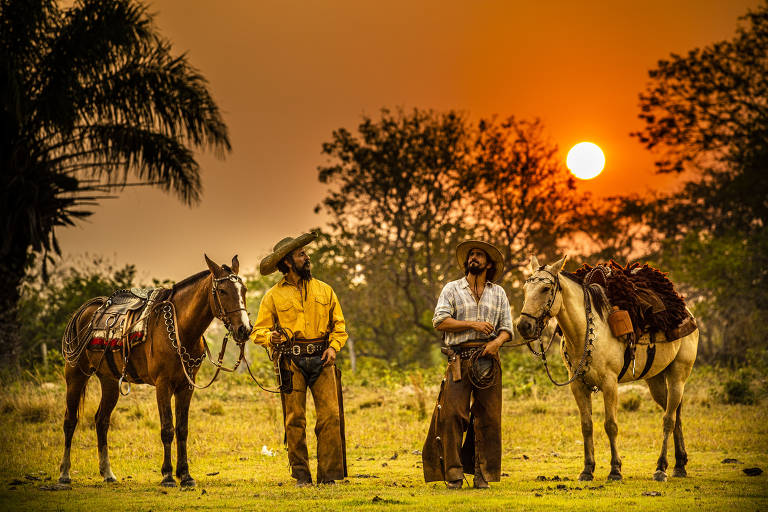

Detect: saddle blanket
[88, 288, 163, 351]
[566, 261, 692, 341]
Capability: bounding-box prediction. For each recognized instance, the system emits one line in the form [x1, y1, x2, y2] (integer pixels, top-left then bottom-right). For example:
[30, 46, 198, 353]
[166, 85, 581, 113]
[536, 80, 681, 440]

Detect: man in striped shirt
[422, 240, 514, 489]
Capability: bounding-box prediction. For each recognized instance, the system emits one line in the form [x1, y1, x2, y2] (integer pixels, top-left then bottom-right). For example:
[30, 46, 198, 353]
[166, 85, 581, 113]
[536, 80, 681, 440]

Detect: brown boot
[445, 479, 463, 489]
[473, 473, 489, 489]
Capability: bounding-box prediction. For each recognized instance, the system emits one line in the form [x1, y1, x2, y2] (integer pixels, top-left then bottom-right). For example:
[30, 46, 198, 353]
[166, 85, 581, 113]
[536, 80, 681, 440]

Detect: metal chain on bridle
[522, 268, 595, 387]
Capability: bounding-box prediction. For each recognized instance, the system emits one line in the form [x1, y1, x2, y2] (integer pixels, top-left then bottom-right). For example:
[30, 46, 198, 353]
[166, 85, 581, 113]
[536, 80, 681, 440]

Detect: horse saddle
[89, 288, 162, 351]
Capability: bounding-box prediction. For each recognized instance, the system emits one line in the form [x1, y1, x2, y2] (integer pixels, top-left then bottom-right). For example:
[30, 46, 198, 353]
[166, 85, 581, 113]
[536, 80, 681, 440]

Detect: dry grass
[0, 357, 766, 511]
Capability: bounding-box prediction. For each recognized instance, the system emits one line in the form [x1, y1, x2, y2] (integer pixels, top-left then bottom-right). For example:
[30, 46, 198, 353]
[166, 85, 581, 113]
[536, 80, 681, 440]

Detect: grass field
[0, 352, 766, 511]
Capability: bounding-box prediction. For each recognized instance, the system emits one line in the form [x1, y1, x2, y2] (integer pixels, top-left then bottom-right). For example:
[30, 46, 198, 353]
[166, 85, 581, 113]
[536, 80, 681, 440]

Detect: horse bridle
[210, 273, 248, 340]
[520, 266, 561, 340]
[521, 266, 596, 387]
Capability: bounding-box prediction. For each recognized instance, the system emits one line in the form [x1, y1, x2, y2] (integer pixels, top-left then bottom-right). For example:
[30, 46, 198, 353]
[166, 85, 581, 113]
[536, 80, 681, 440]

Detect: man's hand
[321, 347, 337, 366]
[270, 330, 284, 345]
[481, 338, 503, 358]
[472, 321, 495, 336]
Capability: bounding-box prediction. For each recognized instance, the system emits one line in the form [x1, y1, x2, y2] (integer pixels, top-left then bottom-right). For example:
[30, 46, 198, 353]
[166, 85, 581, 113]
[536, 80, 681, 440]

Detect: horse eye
[541, 287, 551, 294]
[219, 290, 227, 295]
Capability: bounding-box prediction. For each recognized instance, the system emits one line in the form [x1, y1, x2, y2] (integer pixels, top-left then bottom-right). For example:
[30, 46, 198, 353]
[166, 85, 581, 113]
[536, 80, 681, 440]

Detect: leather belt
[449, 340, 488, 360]
[280, 338, 329, 357]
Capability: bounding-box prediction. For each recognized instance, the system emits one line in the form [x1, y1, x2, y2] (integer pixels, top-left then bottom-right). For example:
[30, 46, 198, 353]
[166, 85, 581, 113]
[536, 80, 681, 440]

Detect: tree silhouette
[632, 2, 768, 359]
[0, 0, 230, 369]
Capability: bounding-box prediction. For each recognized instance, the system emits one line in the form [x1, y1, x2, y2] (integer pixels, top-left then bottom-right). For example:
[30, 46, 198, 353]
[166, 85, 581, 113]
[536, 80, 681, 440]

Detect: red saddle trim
[88, 331, 144, 349]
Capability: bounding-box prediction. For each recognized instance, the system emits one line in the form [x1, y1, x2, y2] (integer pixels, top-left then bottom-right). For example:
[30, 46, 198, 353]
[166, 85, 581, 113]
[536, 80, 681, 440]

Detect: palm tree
[0, 0, 231, 369]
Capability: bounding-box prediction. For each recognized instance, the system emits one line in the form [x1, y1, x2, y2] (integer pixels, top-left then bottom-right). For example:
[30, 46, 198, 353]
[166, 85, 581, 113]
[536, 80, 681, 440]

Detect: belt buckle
[306, 343, 316, 355]
[291, 345, 301, 356]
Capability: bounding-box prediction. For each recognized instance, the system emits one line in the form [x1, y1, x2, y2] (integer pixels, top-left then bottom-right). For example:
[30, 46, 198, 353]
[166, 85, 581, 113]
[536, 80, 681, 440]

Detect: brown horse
[515, 255, 698, 482]
[58, 255, 252, 487]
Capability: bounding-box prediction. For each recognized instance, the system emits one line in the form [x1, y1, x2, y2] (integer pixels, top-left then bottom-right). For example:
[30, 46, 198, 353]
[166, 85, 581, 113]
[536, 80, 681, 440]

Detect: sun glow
[566, 142, 605, 180]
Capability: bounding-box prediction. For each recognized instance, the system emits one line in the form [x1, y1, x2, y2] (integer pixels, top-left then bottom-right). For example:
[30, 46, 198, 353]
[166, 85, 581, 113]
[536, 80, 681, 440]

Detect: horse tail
[61, 297, 107, 366]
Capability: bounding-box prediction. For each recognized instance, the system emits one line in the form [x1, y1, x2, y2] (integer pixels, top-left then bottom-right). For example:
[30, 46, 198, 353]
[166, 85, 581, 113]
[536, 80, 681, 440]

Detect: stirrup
[118, 375, 131, 396]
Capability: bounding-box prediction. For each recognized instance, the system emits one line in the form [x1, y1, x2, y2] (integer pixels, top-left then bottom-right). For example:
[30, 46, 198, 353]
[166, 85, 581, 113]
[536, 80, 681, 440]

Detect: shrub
[621, 392, 642, 411]
[723, 379, 756, 405]
[205, 402, 225, 416]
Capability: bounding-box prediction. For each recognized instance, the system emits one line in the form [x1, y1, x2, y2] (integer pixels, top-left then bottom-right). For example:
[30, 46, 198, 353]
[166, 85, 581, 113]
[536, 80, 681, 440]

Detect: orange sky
[56, 0, 760, 280]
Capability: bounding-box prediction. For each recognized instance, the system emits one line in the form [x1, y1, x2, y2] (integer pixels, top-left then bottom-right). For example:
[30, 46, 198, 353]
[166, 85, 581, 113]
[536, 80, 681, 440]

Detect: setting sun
[567, 142, 605, 180]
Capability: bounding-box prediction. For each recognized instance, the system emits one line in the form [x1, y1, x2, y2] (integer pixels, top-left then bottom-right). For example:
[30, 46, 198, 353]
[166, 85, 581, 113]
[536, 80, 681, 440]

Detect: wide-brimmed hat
[260, 232, 318, 275]
[456, 240, 504, 282]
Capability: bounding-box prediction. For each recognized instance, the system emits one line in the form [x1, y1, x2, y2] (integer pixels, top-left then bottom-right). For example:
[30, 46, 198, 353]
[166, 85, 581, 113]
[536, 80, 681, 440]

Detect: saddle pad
[566, 261, 689, 338]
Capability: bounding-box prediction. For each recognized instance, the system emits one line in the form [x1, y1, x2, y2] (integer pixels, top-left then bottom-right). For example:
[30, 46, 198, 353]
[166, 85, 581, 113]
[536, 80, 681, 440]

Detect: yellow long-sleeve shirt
[250, 277, 348, 352]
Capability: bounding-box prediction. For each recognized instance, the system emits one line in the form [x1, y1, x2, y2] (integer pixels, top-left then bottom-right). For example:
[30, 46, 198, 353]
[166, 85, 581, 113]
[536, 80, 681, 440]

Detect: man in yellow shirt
[251, 232, 348, 486]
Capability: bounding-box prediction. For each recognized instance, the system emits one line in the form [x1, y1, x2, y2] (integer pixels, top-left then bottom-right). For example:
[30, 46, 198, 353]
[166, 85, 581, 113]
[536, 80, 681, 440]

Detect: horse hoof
[160, 477, 177, 487]
[653, 471, 668, 482]
[578, 472, 594, 482]
[607, 472, 622, 481]
[672, 467, 687, 478]
[104, 476, 117, 483]
[58, 477, 71, 485]
[180, 477, 196, 488]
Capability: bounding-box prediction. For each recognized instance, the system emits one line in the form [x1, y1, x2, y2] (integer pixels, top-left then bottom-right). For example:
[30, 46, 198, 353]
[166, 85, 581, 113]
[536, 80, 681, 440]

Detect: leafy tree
[0, 0, 230, 370]
[315, 109, 593, 364]
[632, 2, 768, 358]
[471, 116, 591, 293]
[316, 108, 474, 364]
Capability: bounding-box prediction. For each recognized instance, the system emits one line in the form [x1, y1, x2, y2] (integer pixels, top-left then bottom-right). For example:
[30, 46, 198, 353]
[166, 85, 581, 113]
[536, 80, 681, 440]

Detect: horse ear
[529, 254, 540, 273]
[204, 254, 222, 276]
[231, 255, 240, 275]
[550, 254, 568, 273]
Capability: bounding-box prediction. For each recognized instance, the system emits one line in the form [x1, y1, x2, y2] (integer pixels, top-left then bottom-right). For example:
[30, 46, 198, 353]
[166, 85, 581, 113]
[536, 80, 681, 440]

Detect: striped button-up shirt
[432, 277, 514, 346]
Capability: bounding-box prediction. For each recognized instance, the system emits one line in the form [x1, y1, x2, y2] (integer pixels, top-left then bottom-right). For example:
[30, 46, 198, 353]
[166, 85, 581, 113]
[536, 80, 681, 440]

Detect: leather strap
[105, 350, 121, 379]
[617, 343, 632, 381]
[637, 332, 657, 379]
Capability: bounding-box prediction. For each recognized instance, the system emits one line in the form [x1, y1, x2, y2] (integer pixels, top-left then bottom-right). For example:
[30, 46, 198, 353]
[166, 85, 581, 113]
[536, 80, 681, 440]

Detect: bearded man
[251, 232, 347, 486]
[422, 240, 514, 489]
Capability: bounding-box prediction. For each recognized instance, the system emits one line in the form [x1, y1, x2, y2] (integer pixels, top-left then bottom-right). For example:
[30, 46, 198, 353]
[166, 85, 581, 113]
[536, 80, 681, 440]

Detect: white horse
[515, 255, 698, 482]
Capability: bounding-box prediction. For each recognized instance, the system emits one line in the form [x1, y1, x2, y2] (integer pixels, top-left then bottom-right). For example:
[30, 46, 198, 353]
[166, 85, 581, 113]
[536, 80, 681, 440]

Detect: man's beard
[467, 261, 484, 275]
[296, 261, 312, 280]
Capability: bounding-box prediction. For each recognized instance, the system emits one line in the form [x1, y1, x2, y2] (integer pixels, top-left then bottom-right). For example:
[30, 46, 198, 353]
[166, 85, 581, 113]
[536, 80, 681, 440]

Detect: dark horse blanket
[564, 261, 692, 341]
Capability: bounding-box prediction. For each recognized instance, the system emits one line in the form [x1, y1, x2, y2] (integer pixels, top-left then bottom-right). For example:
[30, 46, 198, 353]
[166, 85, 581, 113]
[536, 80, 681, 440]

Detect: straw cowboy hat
[456, 240, 505, 282]
[260, 232, 318, 275]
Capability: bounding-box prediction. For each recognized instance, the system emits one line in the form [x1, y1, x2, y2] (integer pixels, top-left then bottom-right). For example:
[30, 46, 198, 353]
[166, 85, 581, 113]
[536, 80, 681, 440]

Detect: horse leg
[646, 373, 686, 477]
[671, 403, 688, 477]
[59, 365, 89, 484]
[174, 385, 196, 487]
[601, 379, 622, 480]
[651, 369, 685, 482]
[95, 376, 120, 482]
[156, 381, 176, 487]
[570, 379, 595, 481]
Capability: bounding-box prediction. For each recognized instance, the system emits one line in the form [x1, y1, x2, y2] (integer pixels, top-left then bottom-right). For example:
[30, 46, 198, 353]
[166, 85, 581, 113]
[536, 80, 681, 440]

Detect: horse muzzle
[234, 324, 252, 343]
[515, 316, 540, 341]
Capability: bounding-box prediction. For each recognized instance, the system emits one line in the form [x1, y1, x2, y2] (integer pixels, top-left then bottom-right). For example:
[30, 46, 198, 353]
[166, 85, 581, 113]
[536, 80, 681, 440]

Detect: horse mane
[172, 269, 211, 292]
[171, 265, 233, 293]
[560, 272, 610, 320]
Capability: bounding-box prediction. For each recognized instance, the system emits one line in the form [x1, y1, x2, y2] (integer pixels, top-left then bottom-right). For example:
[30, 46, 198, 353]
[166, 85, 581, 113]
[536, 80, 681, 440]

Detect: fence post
[41, 342, 48, 372]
